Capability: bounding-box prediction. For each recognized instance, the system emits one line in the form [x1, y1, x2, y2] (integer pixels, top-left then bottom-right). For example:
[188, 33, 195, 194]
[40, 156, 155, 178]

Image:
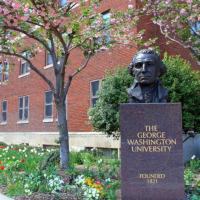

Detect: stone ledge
[0, 132, 120, 150]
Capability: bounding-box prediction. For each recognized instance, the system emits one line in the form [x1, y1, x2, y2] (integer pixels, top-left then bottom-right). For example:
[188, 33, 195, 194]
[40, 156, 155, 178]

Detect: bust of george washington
[128, 49, 168, 103]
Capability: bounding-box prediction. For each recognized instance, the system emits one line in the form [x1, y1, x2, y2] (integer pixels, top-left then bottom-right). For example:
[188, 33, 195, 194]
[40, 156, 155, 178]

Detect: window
[20, 52, 30, 75]
[60, 0, 67, 6]
[46, 51, 53, 66]
[0, 60, 9, 83]
[18, 96, 29, 121]
[191, 21, 200, 35]
[1, 100, 7, 123]
[102, 11, 111, 44]
[90, 80, 101, 107]
[95, 11, 111, 46]
[44, 91, 53, 119]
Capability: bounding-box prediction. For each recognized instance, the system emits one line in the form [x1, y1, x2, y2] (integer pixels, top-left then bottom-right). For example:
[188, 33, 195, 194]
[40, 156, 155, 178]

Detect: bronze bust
[128, 49, 168, 103]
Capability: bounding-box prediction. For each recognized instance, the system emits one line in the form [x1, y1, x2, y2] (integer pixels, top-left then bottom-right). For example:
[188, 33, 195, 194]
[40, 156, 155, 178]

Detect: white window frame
[44, 50, 53, 69]
[19, 52, 30, 78]
[43, 90, 53, 122]
[1, 100, 7, 125]
[90, 79, 101, 107]
[0, 60, 9, 83]
[17, 96, 29, 123]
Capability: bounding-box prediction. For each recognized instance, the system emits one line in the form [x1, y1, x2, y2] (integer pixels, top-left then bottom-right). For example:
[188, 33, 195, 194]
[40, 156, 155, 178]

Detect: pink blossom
[110, 18, 116, 25]
[180, 9, 187, 16]
[128, 4, 133, 9]
[24, 6, 29, 13]
[20, 16, 29, 21]
[11, 2, 21, 10]
[45, 22, 51, 29]
[165, 0, 171, 4]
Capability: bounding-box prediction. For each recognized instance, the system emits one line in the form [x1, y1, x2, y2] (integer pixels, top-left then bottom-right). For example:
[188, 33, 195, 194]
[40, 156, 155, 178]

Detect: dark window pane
[21, 63, 26, 74]
[20, 62, 30, 75]
[2, 101, 7, 111]
[19, 97, 23, 108]
[4, 61, 9, 81]
[24, 108, 28, 120]
[45, 91, 53, 104]
[0, 64, 2, 82]
[45, 105, 52, 117]
[2, 112, 6, 122]
[92, 98, 98, 107]
[25, 63, 30, 73]
[47, 53, 53, 65]
[91, 81, 99, 96]
[25, 96, 29, 107]
[19, 109, 23, 120]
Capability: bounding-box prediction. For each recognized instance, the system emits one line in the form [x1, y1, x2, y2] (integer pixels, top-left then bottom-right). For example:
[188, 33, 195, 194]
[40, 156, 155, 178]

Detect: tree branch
[63, 53, 92, 96]
[3, 25, 51, 52]
[159, 24, 191, 48]
[0, 50, 55, 91]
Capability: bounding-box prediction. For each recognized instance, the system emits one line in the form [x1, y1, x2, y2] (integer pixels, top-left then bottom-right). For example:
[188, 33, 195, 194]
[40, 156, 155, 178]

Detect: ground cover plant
[0, 143, 199, 199]
[184, 156, 200, 200]
[0, 144, 120, 200]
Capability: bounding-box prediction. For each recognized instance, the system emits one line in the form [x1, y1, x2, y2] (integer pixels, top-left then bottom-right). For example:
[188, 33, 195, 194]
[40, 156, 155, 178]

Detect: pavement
[0, 193, 13, 200]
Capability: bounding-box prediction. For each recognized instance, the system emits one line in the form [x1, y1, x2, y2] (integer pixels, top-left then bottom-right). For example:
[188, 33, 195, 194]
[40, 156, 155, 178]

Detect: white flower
[191, 155, 196, 160]
[97, 159, 103, 164]
[128, 4, 133, 9]
[105, 178, 111, 183]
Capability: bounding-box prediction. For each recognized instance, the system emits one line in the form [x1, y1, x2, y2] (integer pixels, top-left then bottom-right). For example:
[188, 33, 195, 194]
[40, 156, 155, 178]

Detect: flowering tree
[141, 0, 200, 62]
[0, 0, 144, 169]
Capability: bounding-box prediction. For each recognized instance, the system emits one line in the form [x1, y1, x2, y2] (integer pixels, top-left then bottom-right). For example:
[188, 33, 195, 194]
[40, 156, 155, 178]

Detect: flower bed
[0, 144, 120, 199]
[0, 144, 200, 200]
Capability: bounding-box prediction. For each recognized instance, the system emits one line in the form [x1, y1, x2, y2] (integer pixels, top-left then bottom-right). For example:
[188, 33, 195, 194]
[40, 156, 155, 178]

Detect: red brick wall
[0, 0, 198, 133]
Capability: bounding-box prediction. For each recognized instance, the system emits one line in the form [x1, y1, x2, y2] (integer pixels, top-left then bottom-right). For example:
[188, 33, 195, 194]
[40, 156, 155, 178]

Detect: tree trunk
[56, 101, 69, 169]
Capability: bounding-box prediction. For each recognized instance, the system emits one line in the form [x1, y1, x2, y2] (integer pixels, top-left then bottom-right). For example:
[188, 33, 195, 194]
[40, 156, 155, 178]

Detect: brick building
[0, 0, 198, 150]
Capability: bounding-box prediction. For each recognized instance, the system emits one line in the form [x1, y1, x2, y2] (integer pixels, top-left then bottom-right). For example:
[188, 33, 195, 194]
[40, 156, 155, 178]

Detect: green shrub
[0, 141, 7, 146]
[162, 54, 200, 133]
[88, 68, 132, 137]
[89, 54, 200, 136]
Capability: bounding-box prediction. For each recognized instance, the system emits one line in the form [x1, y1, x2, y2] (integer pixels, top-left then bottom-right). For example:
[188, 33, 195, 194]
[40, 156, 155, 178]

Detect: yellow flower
[85, 178, 94, 187]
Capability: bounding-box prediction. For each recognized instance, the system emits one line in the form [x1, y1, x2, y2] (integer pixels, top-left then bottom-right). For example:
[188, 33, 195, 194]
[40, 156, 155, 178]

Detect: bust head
[128, 49, 166, 86]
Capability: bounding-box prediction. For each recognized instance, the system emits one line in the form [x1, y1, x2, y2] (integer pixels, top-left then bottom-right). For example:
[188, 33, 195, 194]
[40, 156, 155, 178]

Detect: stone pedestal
[120, 103, 184, 200]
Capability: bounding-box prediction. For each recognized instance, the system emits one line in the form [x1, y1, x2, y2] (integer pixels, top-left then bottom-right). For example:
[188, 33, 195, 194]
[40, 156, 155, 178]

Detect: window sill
[44, 64, 53, 69]
[43, 118, 53, 123]
[18, 72, 30, 78]
[17, 120, 29, 124]
[0, 122, 7, 125]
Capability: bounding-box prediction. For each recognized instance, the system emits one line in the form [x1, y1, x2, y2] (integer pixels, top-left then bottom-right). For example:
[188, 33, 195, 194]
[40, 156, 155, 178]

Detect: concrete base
[0, 193, 13, 200]
[0, 132, 120, 151]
